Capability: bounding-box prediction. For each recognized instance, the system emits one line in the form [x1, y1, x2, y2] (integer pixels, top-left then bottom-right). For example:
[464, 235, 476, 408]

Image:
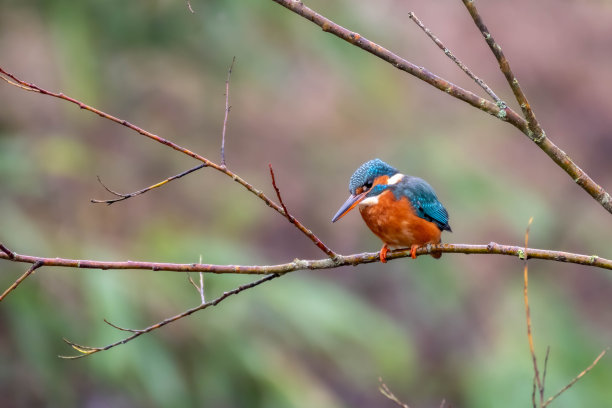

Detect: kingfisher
[332, 159, 451, 263]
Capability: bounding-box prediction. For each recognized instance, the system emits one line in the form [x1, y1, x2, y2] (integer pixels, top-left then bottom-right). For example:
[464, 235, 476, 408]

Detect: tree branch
[59, 273, 280, 359]
[0, 261, 43, 302]
[0, 67, 336, 254]
[1, 242, 610, 274]
[269, 0, 517, 124]
[267, 0, 612, 214]
[459, 0, 612, 213]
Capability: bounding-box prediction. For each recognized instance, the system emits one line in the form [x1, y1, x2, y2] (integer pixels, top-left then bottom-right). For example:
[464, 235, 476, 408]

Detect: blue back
[390, 176, 451, 231]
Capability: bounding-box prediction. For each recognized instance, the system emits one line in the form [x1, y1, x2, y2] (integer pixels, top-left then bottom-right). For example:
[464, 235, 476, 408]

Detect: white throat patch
[387, 173, 404, 185]
[359, 195, 379, 206]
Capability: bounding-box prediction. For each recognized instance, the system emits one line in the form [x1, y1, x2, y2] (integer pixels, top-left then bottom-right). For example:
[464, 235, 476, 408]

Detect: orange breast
[359, 190, 441, 248]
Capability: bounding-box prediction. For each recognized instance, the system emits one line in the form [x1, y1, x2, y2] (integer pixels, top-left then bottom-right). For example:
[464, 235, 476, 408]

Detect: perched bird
[332, 159, 451, 263]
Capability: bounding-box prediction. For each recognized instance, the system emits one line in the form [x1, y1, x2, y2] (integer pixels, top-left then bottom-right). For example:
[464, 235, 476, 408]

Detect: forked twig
[522, 219, 606, 407]
[378, 378, 410, 408]
[187, 258, 206, 304]
[0, 242, 15, 259]
[91, 164, 206, 205]
[407, 11, 501, 104]
[541, 349, 608, 407]
[0, 261, 43, 302]
[60, 273, 280, 359]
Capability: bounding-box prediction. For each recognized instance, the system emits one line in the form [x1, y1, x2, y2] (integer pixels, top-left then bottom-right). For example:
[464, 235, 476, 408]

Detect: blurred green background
[1, 0, 612, 407]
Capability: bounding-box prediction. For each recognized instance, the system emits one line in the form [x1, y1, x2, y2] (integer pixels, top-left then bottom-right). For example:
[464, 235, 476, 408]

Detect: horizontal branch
[1, 242, 610, 275]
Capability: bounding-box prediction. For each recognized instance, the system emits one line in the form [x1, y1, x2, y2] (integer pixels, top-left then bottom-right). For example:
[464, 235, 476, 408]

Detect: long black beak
[331, 192, 367, 223]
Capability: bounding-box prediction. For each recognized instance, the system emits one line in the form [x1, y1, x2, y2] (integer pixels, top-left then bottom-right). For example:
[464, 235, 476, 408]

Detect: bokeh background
[1, 0, 612, 407]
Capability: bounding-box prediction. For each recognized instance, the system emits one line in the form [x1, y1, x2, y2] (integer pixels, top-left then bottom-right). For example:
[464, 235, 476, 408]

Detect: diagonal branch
[91, 164, 206, 205]
[0, 242, 15, 259]
[269, 164, 337, 258]
[267, 0, 612, 214]
[1, 242, 611, 274]
[0, 261, 44, 302]
[59, 273, 280, 359]
[269, 0, 517, 125]
[459, 0, 612, 214]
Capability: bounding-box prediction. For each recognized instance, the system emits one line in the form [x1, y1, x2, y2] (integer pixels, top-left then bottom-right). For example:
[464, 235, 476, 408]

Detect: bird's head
[332, 159, 400, 222]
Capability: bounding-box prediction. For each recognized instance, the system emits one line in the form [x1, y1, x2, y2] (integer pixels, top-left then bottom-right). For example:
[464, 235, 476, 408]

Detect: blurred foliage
[1, 0, 612, 407]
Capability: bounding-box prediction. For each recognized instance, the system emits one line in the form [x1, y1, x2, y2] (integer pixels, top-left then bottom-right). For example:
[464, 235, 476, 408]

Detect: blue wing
[393, 176, 452, 232]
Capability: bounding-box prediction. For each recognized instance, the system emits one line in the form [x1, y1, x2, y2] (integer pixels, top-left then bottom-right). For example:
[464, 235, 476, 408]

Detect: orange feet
[409, 244, 420, 259]
[380, 244, 389, 263]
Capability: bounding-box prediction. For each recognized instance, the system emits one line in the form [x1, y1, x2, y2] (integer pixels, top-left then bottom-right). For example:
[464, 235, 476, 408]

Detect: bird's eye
[364, 180, 373, 189]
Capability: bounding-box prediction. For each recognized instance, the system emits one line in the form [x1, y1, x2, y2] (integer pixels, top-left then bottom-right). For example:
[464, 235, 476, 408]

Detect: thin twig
[60, 273, 280, 359]
[378, 378, 410, 408]
[541, 348, 608, 407]
[541, 346, 551, 406]
[0, 242, 611, 274]
[186, 0, 194, 13]
[523, 218, 543, 399]
[91, 164, 206, 205]
[269, 164, 337, 258]
[220, 57, 235, 168]
[267, 0, 612, 214]
[0, 242, 15, 259]
[103, 319, 144, 333]
[531, 376, 537, 408]
[0, 261, 43, 302]
[407, 11, 501, 103]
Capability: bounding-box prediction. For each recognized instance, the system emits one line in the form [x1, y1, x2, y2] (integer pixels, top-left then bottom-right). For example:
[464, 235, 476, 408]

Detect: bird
[332, 158, 451, 263]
